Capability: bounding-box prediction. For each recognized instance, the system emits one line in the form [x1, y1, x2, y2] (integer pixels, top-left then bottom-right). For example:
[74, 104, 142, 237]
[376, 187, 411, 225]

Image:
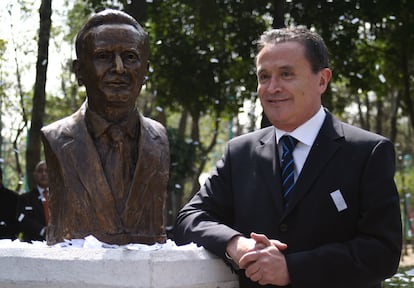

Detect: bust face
[75, 23, 149, 122]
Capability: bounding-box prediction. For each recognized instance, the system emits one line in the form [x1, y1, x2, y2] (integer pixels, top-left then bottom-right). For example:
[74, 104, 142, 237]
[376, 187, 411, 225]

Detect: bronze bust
[41, 9, 169, 245]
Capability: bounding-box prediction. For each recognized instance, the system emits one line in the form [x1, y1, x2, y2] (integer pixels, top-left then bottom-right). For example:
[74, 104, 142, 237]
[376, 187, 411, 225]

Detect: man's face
[256, 41, 331, 131]
[75, 24, 149, 122]
[34, 163, 48, 188]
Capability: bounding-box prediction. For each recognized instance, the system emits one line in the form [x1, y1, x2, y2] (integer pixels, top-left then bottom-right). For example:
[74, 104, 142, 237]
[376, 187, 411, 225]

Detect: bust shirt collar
[85, 106, 140, 139]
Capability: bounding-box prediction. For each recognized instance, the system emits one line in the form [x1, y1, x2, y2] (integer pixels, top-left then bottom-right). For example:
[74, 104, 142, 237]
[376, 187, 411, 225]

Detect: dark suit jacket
[41, 103, 170, 245]
[16, 188, 46, 242]
[174, 111, 402, 288]
[0, 185, 19, 239]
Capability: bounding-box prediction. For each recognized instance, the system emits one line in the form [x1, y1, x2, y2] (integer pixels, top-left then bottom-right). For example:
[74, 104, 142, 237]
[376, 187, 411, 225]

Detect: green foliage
[396, 168, 414, 198]
[147, 0, 268, 118]
[64, 1, 94, 43]
[167, 127, 198, 192]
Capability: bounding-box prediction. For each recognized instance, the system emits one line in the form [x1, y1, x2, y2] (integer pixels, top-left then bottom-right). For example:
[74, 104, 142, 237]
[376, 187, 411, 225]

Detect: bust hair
[75, 9, 150, 60]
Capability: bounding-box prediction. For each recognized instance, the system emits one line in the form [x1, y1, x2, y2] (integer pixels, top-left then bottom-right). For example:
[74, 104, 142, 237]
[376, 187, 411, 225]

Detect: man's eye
[258, 74, 270, 82]
[281, 71, 293, 78]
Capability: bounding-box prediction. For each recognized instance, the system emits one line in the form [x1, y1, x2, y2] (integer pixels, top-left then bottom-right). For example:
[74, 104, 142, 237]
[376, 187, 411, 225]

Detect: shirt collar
[37, 185, 48, 196]
[85, 106, 140, 139]
[275, 106, 326, 146]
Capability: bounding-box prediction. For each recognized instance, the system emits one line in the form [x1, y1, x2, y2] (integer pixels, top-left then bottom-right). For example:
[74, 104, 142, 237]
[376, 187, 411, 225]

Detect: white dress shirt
[275, 106, 326, 181]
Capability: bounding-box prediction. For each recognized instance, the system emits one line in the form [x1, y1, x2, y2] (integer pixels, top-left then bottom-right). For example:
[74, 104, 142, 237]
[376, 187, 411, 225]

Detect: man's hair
[34, 160, 46, 172]
[75, 9, 149, 60]
[256, 26, 329, 73]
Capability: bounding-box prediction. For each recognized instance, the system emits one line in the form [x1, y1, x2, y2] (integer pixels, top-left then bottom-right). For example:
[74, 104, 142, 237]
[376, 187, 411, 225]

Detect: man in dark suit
[17, 161, 49, 242]
[41, 9, 169, 245]
[0, 166, 19, 240]
[174, 27, 402, 287]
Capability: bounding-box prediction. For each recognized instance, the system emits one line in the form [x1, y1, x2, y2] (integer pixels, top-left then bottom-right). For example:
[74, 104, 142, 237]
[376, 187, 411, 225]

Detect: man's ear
[319, 68, 332, 93]
[72, 59, 84, 86]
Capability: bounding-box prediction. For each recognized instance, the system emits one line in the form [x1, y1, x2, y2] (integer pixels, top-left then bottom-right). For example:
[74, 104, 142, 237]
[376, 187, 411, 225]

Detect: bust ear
[72, 59, 84, 86]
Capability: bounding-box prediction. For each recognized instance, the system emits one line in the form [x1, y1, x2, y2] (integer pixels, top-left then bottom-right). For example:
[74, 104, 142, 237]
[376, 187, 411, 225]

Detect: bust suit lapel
[121, 115, 165, 227]
[63, 106, 121, 228]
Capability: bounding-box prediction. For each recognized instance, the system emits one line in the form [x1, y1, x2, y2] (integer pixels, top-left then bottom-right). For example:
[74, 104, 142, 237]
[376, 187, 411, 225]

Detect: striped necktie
[280, 135, 298, 205]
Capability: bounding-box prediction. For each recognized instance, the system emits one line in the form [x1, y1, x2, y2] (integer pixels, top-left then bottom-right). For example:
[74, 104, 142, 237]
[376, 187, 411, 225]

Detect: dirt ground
[400, 245, 414, 267]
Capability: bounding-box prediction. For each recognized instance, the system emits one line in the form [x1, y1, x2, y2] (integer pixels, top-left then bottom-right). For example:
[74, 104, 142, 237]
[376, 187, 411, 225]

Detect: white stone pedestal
[0, 243, 239, 288]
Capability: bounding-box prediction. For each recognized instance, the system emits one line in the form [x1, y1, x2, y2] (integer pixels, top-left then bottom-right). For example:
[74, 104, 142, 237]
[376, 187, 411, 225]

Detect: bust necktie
[105, 125, 127, 214]
[280, 135, 298, 206]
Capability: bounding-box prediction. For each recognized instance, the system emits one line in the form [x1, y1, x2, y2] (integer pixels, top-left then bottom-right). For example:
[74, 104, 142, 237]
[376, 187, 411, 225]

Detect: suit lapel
[255, 128, 285, 213]
[63, 108, 120, 226]
[122, 116, 163, 226]
[283, 112, 343, 216]
[32, 189, 45, 220]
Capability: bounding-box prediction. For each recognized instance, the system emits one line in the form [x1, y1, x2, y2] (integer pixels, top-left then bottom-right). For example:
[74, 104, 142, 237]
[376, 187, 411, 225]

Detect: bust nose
[114, 54, 126, 74]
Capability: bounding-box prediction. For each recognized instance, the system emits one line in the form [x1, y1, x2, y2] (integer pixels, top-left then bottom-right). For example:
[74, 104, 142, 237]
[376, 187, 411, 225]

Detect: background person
[0, 166, 19, 240]
[17, 161, 49, 242]
[174, 26, 402, 287]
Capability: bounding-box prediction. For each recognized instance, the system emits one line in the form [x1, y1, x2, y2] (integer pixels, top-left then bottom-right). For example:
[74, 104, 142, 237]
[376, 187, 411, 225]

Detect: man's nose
[267, 77, 282, 93]
[114, 54, 126, 73]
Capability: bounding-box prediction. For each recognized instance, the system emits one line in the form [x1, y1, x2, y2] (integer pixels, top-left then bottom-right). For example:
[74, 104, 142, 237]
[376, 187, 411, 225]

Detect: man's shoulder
[0, 186, 18, 201]
[331, 116, 390, 144]
[229, 126, 274, 145]
[19, 188, 39, 200]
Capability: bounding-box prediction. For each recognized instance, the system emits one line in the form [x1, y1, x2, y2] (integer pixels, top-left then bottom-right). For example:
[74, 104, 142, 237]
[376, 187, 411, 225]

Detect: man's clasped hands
[227, 232, 290, 286]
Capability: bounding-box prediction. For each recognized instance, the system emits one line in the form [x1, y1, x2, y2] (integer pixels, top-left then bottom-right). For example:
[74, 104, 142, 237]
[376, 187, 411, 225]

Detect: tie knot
[107, 125, 124, 143]
[281, 135, 298, 153]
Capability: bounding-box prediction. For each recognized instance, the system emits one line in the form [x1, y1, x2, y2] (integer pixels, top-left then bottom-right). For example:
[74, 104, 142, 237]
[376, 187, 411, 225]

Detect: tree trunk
[401, 44, 414, 130]
[355, 94, 366, 129]
[390, 90, 402, 143]
[166, 110, 188, 229]
[375, 96, 383, 135]
[272, 0, 285, 29]
[25, 0, 52, 189]
[364, 93, 371, 131]
[124, 0, 147, 23]
[7, 12, 29, 190]
[189, 111, 221, 198]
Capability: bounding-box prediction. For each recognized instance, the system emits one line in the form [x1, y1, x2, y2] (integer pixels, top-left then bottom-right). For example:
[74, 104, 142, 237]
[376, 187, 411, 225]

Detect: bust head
[73, 9, 150, 122]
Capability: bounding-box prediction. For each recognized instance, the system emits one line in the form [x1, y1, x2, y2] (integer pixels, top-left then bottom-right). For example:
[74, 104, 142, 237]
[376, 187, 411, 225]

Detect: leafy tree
[25, 0, 52, 188]
[148, 0, 268, 199]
